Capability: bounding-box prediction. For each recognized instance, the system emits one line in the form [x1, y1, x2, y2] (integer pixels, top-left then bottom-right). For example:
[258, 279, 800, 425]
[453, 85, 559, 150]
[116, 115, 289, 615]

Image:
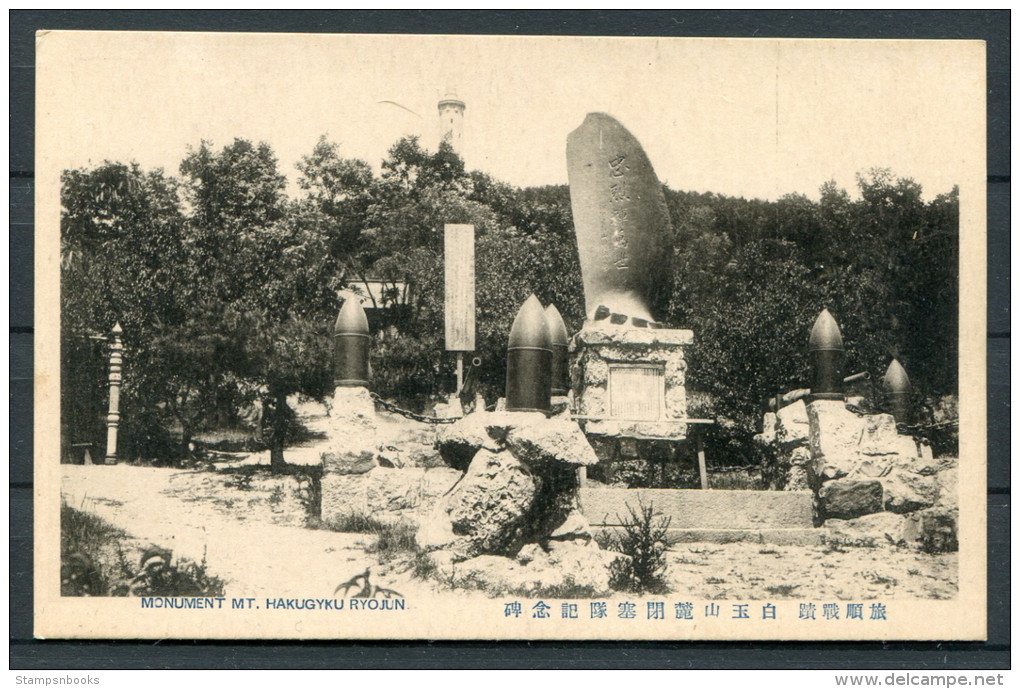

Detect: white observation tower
[438, 88, 466, 159]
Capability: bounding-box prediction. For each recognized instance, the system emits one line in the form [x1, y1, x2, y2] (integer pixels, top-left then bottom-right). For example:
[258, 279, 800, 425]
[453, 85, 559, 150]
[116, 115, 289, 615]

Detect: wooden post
[104, 323, 124, 465]
[696, 432, 708, 490]
[456, 352, 464, 394]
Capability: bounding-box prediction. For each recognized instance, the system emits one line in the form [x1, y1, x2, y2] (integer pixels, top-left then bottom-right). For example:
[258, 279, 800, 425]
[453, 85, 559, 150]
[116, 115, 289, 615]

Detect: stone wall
[757, 397, 958, 551]
[754, 399, 812, 491]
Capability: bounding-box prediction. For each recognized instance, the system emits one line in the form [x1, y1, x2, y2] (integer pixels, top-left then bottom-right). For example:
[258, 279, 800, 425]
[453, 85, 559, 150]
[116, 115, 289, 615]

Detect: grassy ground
[61, 501, 226, 597]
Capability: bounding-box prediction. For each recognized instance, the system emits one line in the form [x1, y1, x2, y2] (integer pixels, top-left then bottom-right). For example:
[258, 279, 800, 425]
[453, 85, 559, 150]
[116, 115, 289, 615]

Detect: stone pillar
[103, 323, 124, 465]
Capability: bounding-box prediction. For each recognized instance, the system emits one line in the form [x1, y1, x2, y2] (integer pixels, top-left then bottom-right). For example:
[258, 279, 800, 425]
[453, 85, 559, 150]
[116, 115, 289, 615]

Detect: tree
[61, 133, 959, 469]
[60, 162, 195, 460]
[295, 136, 375, 260]
[229, 202, 338, 467]
[180, 140, 341, 468]
[179, 139, 286, 233]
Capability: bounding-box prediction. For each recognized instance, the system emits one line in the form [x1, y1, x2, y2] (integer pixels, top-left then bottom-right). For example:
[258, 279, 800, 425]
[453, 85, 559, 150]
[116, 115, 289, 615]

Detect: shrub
[326, 512, 390, 534]
[61, 503, 225, 597]
[409, 551, 438, 580]
[599, 501, 673, 594]
[111, 546, 226, 597]
[293, 470, 322, 521]
[365, 521, 418, 560]
[506, 578, 601, 599]
[61, 502, 124, 596]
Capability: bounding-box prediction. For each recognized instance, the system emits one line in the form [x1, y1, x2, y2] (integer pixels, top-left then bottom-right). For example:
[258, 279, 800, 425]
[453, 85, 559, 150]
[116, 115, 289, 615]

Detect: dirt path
[62, 465, 378, 599]
[62, 396, 956, 602]
[665, 542, 956, 600]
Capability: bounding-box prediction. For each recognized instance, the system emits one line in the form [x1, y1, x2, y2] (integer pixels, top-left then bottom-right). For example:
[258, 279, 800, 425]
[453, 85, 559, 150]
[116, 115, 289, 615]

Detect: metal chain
[898, 419, 959, 435]
[705, 465, 759, 474]
[369, 392, 459, 424]
[844, 403, 959, 436]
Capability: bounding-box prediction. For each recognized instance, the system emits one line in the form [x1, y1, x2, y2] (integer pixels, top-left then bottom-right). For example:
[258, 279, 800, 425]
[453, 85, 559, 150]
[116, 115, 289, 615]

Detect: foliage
[663, 174, 959, 462]
[62, 131, 958, 467]
[597, 501, 673, 594]
[293, 468, 322, 523]
[364, 521, 419, 560]
[325, 512, 391, 534]
[110, 546, 226, 597]
[505, 578, 601, 599]
[296, 136, 374, 259]
[60, 504, 225, 597]
[61, 502, 123, 595]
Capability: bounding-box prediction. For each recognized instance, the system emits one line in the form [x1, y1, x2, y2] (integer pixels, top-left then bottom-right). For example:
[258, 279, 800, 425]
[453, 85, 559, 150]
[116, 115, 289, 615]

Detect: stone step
[592, 526, 824, 547]
[579, 487, 816, 530]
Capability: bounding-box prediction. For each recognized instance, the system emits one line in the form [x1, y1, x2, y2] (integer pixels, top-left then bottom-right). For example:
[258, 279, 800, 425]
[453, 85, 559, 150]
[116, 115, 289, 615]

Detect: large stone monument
[566, 113, 693, 454]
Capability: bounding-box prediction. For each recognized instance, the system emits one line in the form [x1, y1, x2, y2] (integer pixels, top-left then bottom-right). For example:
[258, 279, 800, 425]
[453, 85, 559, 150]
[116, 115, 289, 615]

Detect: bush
[61, 503, 123, 596]
[292, 469, 322, 521]
[365, 521, 419, 560]
[597, 501, 673, 594]
[61, 504, 225, 597]
[111, 546, 226, 597]
[506, 578, 601, 599]
[326, 512, 390, 534]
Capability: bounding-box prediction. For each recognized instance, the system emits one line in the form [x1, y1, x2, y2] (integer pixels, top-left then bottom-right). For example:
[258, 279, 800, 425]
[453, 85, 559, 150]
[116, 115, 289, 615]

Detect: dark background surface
[9, 10, 1009, 670]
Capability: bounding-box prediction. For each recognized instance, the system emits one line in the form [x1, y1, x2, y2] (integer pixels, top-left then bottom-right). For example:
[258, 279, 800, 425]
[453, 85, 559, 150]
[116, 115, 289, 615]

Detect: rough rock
[786, 462, 812, 491]
[824, 511, 907, 545]
[433, 394, 463, 419]
[416, 448, 539, 556]
[917, 442, 936, 467]
[321, 386, 380, 465]
[421, 411, 595, 558]
[776, 399, 810, 447]
[321, 450, 376, 475]
[902, 506, 959, 553]
[817, 478, 884, 520]
[758, 400, 812, 489]
[321, 467, 463, 527]
[881, 470, 939, 514]
[935, 465, 958, 507]
[857, 414, 901, 456]
[505, 415, 599, 468]
[421, 467, 463, 503]
[549, 511, 593, 542]
[365, 467, 422, 512]
[448, 541, 630, 596]
[320, 473, 369, 524]
[910, 445, 941, 476]
[377, 442, 447, 469]
[755, 412, 778, 445]
[328, 386, 377, 423]
[807, 399, 866, 481]
[435, 411, 544, 471]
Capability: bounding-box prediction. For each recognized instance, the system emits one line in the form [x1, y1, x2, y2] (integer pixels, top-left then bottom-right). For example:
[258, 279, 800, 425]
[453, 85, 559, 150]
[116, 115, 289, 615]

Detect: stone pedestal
[570, 324, 693, 440]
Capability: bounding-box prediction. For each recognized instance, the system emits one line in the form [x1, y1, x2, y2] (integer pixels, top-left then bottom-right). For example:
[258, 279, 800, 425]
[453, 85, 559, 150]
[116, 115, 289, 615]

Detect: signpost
[444, 224, 475, 393]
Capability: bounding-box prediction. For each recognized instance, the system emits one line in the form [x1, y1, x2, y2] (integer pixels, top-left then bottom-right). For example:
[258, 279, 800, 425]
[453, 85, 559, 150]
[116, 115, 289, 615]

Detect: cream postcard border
[33, 32, 987, 641]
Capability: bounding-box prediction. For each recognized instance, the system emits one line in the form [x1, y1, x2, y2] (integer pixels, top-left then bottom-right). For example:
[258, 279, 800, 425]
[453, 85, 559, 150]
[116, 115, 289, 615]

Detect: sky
[37, 33, 984, 201]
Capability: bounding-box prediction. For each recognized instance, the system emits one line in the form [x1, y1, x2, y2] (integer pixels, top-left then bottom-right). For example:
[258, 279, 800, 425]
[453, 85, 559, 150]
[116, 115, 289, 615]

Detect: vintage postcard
[34, 32, 986, 640]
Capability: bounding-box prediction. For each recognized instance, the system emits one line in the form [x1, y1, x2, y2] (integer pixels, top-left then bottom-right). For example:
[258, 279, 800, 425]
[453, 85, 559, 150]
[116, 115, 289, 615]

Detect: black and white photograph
[33, 31, 987, 641]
